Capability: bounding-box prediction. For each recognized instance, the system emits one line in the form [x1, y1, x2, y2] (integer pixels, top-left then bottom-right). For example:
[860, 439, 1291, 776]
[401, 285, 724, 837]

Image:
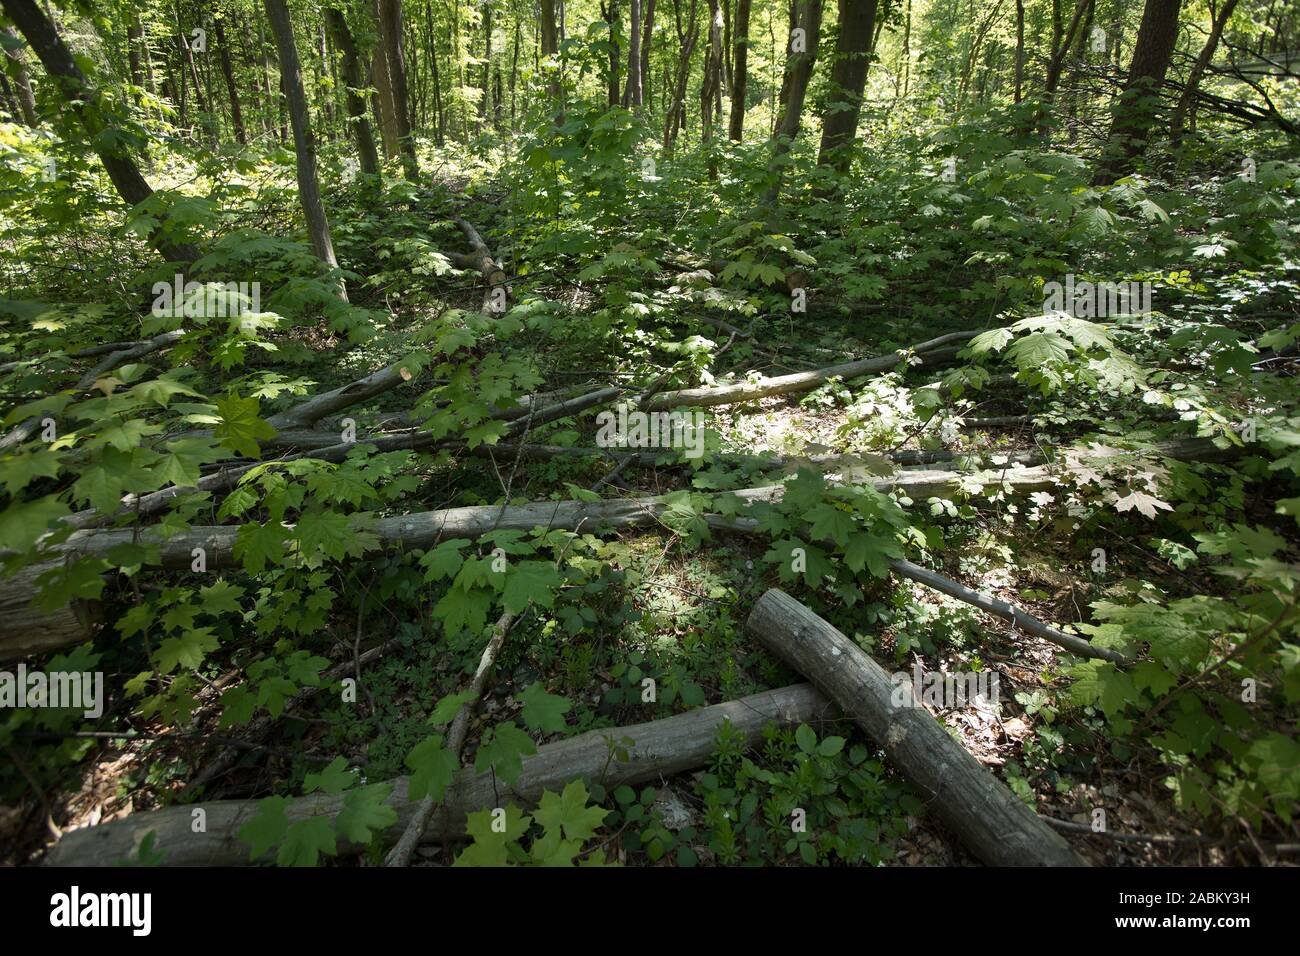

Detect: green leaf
[303, 756, 356, 795]
[428, 689, 475, 727]
[277, 816, 336, 867]
[335, 784, 398, 844]
[0, 494, 69, 552]
[214, 393, 277, 457]
[473, 721, 537, 786]
[501, 560, 563, 613]
[155, 627, 219, 673]
[406, 734, 458, 803]
[238, 796, 291, 860]
[795, 724, 817, 754]
[533, 779, 608, 842]
[519, 683, 571, 733]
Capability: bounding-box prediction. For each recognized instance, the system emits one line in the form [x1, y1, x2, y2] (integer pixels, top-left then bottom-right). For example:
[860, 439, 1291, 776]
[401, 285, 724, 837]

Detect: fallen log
[59, 384, 626, 532]
[0, 564, 101, 659]
[1, 442, 1233, 660]
[639, 341, 968, 411]
[746, 589, 1084, 866]
[266, 360, 420, 432]
[43, 682, 834, 866]
[450, 218, 507, 287]
[0, 330, 184, 451]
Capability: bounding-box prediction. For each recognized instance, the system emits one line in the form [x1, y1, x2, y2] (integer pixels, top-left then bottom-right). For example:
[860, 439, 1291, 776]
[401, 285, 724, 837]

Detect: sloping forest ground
[1, 0, 1299, 868]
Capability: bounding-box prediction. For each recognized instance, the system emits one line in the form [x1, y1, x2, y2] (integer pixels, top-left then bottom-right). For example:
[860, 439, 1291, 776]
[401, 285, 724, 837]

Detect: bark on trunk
[727, 0, 750, 139]
[325, 7, 381, 175]
[44, 684, 833, 865]
[214, 18, 247, 144]
[623, 0, 643, 106]
[1169, 0, 1239, 142]
[1095, 0, 1184, 184]
[815, 0, 878, 175]
[764, 0, 823, 202]
[0, 0, 198, 262]
[376, 0, 419, 180]
[263, 0, 346, 295]
[746, 589, 1084, 866]
[539, 0, 562, 118]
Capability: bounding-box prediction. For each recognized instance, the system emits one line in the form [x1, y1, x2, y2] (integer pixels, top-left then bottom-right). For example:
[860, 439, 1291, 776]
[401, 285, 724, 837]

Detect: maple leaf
[406, 734, 458, 802]
[533, 779, 608, 842]
[1113, 489, 1173, 519]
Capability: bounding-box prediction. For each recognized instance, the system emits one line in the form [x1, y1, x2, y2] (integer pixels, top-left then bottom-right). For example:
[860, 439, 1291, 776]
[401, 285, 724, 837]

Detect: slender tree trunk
[214, 18, 247, 144]
[370, 1, 399, 157]
[480, 0, 492, 122]
[663, 0, 699, 154]
[1014, 0, 1024, 103]
[0, 0, 198, 262]
[540, 0, 562, 119]
[728, 0, 750, 139]
[1043, 0, 1092, 104]
[325, 6, 380, 174]
[603, 0, 621, 106]
[1, 24, 37, 126]
[1096, 0, 1184, 184]
[376, 0, 419, 180]
[1170, 0, 1239, 142]
[701, 0, 722, 147]
[263, 0, 346, 296]
[640, 0, 656, 106]
[624, 0, 643, 106]
[177, 5, 217, 145]
[764, 0, 823, 202]
[508, 18, 518, 126]
[429, 1, 445, 143]
[127, 15, 144, 91]
[815, 0, 877, 175]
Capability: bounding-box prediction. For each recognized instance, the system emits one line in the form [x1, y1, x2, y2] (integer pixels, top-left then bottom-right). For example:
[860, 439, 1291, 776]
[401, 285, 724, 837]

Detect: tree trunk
[376, 0, 419, 180]
[1096, 0, 1184, 184]
[640, 0, 656, 106]
[0, 0, 198, 262]
[662, 0, 699, 154]
[701, 0, 722, 148]
[727, 0, 750, 139]
[480, 0, 492, 122]
[44, 684, 832, 865]
[624, 0, 643, 106]
[325, 7, 381, 175]
[263, 0, 346, 295]
[1014, 0, 1024, 103]
[126, 15, 144, 92]
[746, 589, 1085, 866]
[764, 0, 823, 202]
[214, 18, 247, 144]
[1, 24, 37, 126]
[539, 0, 562, 118]
[1043, 0, 1092, 104]
[1169, 0, 1239, 142]
[815, 0, 878, 175]
[603, 0, 621, 106]
[370, 1, 399, 157]
[177, 4, 217, 145]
